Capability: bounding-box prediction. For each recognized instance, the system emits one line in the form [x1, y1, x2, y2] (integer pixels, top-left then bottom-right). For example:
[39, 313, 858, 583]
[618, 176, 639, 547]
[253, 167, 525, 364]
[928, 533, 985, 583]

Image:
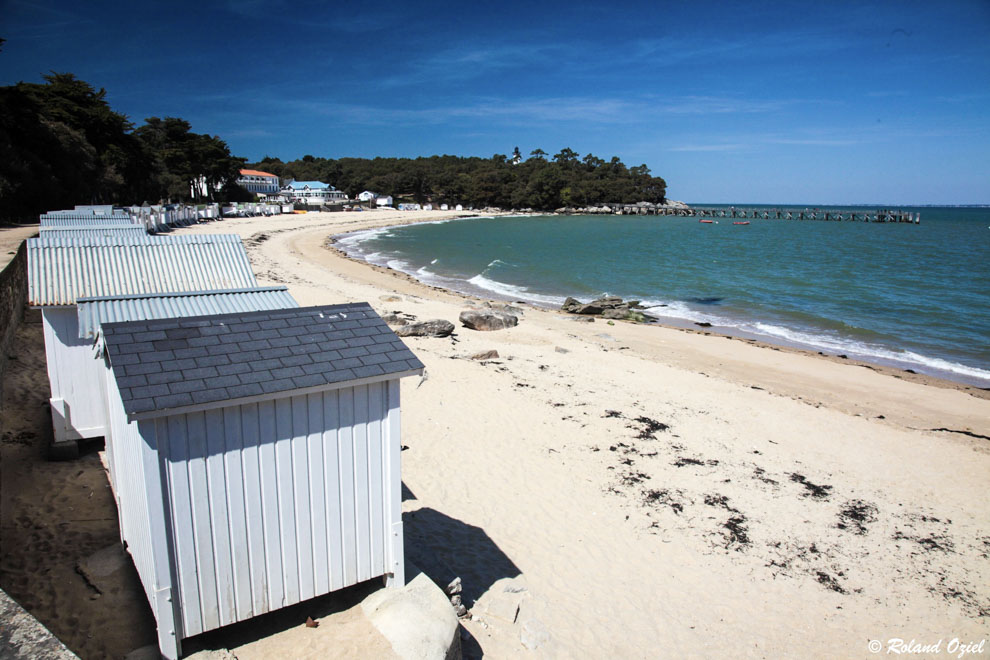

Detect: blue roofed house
[281, 180, 347, 206]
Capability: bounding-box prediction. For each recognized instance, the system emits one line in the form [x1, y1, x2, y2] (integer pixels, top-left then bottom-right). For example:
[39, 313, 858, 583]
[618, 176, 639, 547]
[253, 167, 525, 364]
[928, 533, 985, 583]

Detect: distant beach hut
[40, 214, 143, 228]
[37, 224, 149, 241]
[99, 303, 423, 659]
[27, 234, 259, 450]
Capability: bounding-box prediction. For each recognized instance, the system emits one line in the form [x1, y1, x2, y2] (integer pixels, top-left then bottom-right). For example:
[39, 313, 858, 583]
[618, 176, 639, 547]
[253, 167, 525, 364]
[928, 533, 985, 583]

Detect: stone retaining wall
[0, 242, 28, 404]
[0, 588, 79, 659]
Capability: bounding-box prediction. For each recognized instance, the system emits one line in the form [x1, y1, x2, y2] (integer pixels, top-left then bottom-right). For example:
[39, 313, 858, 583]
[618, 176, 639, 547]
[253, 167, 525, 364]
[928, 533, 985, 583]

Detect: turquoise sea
[337, 206, 990, 387]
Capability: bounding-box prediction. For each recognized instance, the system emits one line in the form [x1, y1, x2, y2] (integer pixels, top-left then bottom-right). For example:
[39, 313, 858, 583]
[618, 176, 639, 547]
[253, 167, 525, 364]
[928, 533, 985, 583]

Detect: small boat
[733, 221, 750, 225]
[699, 219, 714, 224]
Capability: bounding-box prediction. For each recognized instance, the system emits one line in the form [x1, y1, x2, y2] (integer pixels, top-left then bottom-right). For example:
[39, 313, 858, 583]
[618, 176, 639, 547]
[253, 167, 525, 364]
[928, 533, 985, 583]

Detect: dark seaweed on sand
[752, 467, 778, 485]
[837, 500, 878, 534]
[620, 471, 648, 485]
[634, 416, 670, 438]
[816, 571, 846, 594]
[642, 489, 684, 514]
[789, 473, 832, 499]
[704, 494, 740, 513]
[722, 516, 750, 550]
[893, 530, 955, 553]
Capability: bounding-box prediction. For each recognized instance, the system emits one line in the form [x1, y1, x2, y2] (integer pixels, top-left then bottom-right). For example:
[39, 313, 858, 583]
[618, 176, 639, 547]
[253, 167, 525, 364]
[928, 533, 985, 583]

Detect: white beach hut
[38, 224, 149, 241]
[99, 302, 423, 658]
[39, 215, 143, 228]
[27, 234, 259, 451]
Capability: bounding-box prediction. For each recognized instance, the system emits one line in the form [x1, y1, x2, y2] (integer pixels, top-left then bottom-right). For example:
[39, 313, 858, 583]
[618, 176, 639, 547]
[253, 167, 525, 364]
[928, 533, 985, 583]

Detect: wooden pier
[603, 204, 920, 223]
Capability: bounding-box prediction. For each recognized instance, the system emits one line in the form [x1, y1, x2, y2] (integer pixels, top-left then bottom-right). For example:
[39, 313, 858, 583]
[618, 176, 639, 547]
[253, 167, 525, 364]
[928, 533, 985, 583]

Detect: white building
[27, 234, 259, 450]
[237, 169, 281, 196]
[282, 180, 347, 206]
[357, 190, 377, 202]
[99, 302, 423, 659]
[375, 195, 394, 207]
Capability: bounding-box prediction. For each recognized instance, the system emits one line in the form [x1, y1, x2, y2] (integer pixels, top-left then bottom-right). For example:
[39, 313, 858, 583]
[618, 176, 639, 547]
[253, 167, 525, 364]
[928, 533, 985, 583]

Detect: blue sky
[2, 0, 988, 204]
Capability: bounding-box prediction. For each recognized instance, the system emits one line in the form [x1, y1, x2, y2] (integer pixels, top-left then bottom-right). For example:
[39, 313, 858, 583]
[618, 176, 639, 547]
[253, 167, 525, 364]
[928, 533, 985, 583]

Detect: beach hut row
[221, 202, 291, 217]
[26, 210, 421, 658]
[41, 201, 294, 234]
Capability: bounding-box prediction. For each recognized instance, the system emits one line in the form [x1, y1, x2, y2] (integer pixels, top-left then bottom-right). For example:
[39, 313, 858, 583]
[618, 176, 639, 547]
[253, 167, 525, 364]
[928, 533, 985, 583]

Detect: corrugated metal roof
[71, 205, 117, 214]
[31, 234, 241, 247]
[28, 234, 259, 306]
[40, 216, 141, 227]
[77, 287, 298, 338]
[38, 226, 149, 241]
[43, 210, 129, 216]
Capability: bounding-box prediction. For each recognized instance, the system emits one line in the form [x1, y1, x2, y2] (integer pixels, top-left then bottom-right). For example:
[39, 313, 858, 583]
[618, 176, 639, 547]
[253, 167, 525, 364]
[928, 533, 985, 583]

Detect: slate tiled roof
[102, 303, 424, 418]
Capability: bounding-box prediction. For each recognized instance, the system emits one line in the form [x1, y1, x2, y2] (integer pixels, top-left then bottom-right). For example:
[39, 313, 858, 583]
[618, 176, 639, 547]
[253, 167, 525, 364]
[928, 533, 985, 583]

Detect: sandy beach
[2, 209, 988, 658]
[178, 209, 989, 656]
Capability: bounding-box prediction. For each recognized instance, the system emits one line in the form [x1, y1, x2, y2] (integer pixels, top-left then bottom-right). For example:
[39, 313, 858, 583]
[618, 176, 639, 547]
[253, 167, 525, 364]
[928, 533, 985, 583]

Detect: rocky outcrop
[382, 312, 418, 326]
[483, 301, 525, 316]
[459, 309, 518, 331]
[395, 320, 455, 337]
[561, 296, 649, 322]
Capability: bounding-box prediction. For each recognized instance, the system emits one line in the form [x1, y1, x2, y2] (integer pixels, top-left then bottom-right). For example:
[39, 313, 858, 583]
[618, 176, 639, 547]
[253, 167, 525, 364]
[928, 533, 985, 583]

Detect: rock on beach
[459, 309, 518, 331]
[561, 296, 648, 322]
[395, 319, 455, 337]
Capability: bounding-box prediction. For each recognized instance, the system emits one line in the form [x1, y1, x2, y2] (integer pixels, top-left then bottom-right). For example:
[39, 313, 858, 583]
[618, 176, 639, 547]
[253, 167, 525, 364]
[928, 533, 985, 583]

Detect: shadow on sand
[403, 506, 521, 607]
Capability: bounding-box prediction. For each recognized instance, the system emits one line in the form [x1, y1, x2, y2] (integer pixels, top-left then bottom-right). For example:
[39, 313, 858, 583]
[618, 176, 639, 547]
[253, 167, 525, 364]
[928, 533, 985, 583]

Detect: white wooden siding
[103, 368, 181, 657]
[42, 307, 106, 442]
[103, 365, 158, 597]
[150, 383, 400, 638]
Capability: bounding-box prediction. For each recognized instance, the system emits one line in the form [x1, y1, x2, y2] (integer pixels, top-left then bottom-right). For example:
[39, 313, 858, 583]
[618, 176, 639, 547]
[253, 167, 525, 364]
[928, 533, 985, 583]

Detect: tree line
[0, 73, 249, 222]
[0, 70, 668, 222]
[250, 147, 667, 210]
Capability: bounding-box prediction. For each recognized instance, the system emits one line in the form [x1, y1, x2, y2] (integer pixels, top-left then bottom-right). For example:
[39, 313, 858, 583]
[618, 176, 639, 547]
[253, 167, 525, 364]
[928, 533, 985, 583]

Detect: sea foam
[466, 274, 566, 306]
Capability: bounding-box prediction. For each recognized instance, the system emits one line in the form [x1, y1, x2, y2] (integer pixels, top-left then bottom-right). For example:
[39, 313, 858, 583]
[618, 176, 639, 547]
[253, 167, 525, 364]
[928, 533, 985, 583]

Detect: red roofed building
[237, 169, 280, 195]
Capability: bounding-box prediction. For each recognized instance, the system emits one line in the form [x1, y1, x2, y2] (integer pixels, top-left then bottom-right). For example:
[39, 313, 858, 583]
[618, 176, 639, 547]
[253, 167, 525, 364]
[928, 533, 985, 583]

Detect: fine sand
[178, 210, 990, 657]
[1, 209, 988, 658]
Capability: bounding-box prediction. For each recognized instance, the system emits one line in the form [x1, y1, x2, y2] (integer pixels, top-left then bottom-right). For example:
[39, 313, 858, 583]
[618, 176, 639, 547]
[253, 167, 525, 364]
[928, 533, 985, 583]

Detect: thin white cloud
[224, 128, 275, 138]
[299, 96, 637, 126]
[767, 138, 858, 146]
[376, 43, 566, 88]
[5, 0, 98, 40]
[668, 144, 747, 152]
[268, 90, 808, 129]
[656, 96, 792, 114]
[668, 133, 860, 152]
